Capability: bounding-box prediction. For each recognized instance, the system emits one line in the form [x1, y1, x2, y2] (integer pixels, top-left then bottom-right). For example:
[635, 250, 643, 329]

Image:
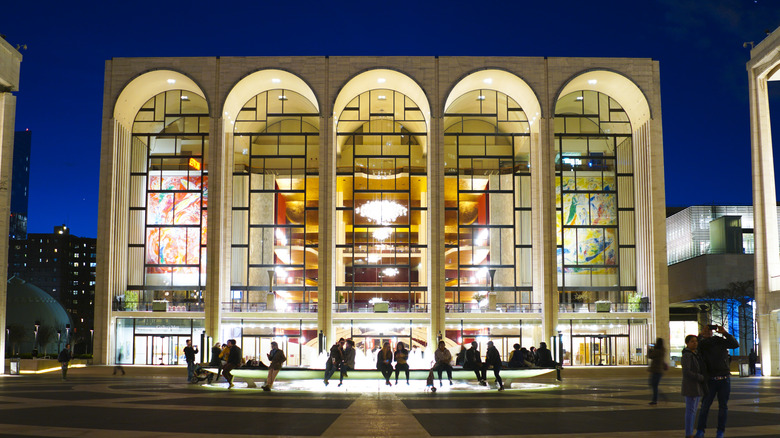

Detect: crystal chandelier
[372, 227, 392, 241]
[356, 200, 407, 225]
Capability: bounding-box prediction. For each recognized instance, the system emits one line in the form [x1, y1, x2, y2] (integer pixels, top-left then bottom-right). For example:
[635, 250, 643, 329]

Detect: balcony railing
[445, 303, 542, 313]
[113, 300, 204, 312]
[558, 301, 650, 313]
[222, 302, 318, 313]
[332, 302, 430, 313]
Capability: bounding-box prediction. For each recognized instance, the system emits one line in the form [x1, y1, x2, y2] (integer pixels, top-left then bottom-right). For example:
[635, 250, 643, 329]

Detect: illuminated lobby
[95, 56, 668, 368]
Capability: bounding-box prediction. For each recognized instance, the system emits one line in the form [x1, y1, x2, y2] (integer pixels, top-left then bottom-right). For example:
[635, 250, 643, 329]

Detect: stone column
[319, 113, 335, 348]
[0, 92, 16, 373]
[429, 108, 445, 349]
[748, 37, 780, 375]
[535, 118, 558, 344]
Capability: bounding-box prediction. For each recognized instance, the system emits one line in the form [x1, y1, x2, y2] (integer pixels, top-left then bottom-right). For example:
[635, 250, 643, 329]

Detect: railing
[445, 303, 542, 313]
[113, 301, 204, 312]
[221, 302, 318, 313]
[332, 302, 430, 313]
[558, 301, 650, 313]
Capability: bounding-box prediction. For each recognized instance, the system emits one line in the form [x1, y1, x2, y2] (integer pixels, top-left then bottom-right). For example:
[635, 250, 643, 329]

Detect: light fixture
[372, 227, 392, 241]
[181, 95, 189, 100]
[477, 95, 486, 101]
[377, 95, 387, 100]
[483, 78, 493, 84]
[167, 79, 176, 84]
[272, 78, 281, 83]
[377, 78, 386, 83]
[576, 96, 584, 101]
[278, 95, 288, 101]
[587, 79, 598, 85]
[382, 267, 399, 277]
[356, 200, 407, 224]
[367, 254, 381, 263]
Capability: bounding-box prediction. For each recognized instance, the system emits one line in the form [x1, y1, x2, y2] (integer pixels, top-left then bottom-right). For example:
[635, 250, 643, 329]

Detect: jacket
[227, 345, 242, 366]
[58, 348, 72, 363]
[342, 347, 356, 369]
[267, 348, 286, 370]
[647, 345, 666, 374]
[464, 347, 482, 369]
[434, 348, 452, 365]
[485, 346, 502, 368]
[536, 347, 554, 367]
[681, 348, 706, 397]
[699, 332, 739, 377]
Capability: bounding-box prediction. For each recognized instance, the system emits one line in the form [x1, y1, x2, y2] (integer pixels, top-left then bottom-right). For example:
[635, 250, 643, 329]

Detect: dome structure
[6, 276, 72, 355]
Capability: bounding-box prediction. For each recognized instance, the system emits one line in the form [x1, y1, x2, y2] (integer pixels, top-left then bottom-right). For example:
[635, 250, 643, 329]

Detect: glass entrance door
[134, 335, 189, 365]
[571, 334, 628, 366]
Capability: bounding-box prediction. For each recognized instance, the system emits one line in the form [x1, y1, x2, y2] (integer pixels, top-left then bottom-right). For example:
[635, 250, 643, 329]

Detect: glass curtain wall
[231, 90, 320, 312]
[335, 90, 428, 312]
[443, 90, 532, 313]
[127, 90, 209, 310]
[554, 91, 637, 311]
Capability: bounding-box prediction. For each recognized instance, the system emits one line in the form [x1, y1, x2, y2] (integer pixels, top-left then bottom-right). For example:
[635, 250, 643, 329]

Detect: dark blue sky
[2, 0, 779, 238]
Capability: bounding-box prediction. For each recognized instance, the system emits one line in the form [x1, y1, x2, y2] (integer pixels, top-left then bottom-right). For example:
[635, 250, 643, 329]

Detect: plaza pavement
[1, 366, 779, 437]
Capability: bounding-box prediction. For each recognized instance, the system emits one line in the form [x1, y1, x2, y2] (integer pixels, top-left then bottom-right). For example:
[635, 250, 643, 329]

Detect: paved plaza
[1, 367, 779, 437]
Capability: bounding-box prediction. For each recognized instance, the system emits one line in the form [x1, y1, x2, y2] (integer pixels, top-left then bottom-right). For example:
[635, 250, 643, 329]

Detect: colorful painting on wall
[146, 175, 208, 276]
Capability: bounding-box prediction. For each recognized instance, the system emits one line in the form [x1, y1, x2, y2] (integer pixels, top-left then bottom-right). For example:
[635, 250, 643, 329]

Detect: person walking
[377, 342, 394, 386]
[482, 341, 504, 391]
[647, 337, 667, 405]
[339, 339, 356, 387]
[222, 339, 242, 388]
[183, 339, 199, 383]
[464, 341, 485, 385]
[748, 348, 757, 376]
[113, 350, 126, 376]
[394, 342, 410, 385]
[262, 341, 286, 391]
[432, 340, 453, 386]
[323, 338, 345, 386]
[57, 343, 72, 381]
[695, 325, 739, 438]
[681, 334, 706, 438]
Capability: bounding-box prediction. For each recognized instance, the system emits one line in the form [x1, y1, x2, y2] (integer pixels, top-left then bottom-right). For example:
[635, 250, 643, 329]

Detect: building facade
[96, 56, 668, 368]
[0, 36, 23, 374]
[9, 129, 30, 240]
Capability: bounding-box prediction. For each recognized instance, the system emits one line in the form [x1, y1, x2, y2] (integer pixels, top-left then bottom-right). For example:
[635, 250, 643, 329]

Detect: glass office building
[96, 57, 668, 367]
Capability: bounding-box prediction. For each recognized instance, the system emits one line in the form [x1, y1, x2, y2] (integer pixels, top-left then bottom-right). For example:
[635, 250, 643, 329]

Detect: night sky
[2, 0, 779, 238]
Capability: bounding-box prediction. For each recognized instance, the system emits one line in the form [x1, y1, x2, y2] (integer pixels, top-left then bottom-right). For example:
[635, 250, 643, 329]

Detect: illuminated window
[443, 89, 532, 312]
[554, 90, 636, 309]
[128, 90, 209, 296]
[335, 89, 428, 312]
[231, 89, 319, 312]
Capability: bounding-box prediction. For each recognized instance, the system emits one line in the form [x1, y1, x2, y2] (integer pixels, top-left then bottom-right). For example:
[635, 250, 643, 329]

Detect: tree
[701, 281, 754, 355]
[35, 325, 57, 357]
[6, 324, 26, 356]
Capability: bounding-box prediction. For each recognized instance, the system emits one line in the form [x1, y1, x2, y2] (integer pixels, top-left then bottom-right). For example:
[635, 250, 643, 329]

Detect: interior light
[477, 95, 486, 101]
[587, 79, 597, 85]
[278, 95, 288, 100]
[272, 78, 281, 83]
[377, 78, 386, 83]
[377, 95, 387, 100]
[167, 79, 176, 84]
[483, 78, 493, 84]
[575, 96, 584, 101]
[181, 95, 189, 100]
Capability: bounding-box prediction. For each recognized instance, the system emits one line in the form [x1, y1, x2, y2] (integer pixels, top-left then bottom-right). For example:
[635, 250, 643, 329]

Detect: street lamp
[65, 324, 71, 344]
[90, 329, 94, 355]
[33, 321, 40, 357]
[57, 329, 62, 354]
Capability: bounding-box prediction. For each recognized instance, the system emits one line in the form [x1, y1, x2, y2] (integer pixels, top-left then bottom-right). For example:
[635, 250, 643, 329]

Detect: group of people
[439, 340, 505, 390]
[325, 337, 413, 387]
[647, 325, 740, 438]
[501, 342, 555, 369]
[204, 339, 286, 390]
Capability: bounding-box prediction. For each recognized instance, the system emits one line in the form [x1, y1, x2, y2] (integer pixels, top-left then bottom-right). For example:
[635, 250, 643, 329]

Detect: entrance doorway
[133, 335, 190, 365]
[571, 334, 629, 366]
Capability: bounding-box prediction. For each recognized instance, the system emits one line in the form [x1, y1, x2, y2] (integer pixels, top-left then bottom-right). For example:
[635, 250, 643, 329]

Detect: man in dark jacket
[58, 344, 72, 381]
[223, 339, 242, 388]
[536, 342, 555, 367]
[183, 339, 199, 382]
[464, 341, 484, 385]
[695, 325, 739, 438]
[480, 341, 504, 391]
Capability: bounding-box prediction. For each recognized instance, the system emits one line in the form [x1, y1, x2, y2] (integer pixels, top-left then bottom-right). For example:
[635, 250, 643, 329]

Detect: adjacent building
[9, 129, 30, 240]
[96, 56, 668, 367]
[0, 36, 23, 373]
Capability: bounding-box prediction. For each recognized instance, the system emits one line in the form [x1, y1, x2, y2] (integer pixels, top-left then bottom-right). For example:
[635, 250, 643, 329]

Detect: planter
[595, 302, 611, 313]
[373, 301, 389, 313]
[152, 300, 168, 312]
